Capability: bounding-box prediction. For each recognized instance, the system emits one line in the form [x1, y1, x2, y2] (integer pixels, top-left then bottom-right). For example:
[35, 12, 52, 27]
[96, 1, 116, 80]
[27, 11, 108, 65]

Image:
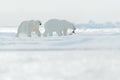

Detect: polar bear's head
[60, 20, 76, 34]
[72, 25, 76, 33]
[67, 22, 76, 34]
[36, 20, 42, 25]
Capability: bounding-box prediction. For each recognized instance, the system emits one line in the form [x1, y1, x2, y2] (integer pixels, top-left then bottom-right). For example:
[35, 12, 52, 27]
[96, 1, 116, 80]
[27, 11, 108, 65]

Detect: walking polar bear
[16, 20, 42, 37]
[43, 19, 76, 36]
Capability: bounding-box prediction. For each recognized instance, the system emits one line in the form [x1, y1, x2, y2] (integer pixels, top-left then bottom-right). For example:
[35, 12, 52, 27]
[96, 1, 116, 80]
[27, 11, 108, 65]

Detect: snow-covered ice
[0, 27, 120, 51]
[0, 27, 120, 80]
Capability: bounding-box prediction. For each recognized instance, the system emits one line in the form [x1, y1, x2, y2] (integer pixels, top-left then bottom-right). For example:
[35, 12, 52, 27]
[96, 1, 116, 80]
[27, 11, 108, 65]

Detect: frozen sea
[0, 27, 120, 80]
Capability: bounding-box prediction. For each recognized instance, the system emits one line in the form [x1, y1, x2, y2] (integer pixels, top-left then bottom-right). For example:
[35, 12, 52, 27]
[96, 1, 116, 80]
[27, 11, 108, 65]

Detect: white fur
[16, 20, 41, 37]
[43, 19, 74, 36]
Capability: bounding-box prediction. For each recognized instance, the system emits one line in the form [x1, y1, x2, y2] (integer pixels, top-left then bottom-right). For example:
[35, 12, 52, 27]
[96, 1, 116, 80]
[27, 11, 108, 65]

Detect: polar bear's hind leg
[48, 31, 53, 36]
[16, 32, 19, 37]
[63, 29, 67, 36]
[16, 28, 21, 37]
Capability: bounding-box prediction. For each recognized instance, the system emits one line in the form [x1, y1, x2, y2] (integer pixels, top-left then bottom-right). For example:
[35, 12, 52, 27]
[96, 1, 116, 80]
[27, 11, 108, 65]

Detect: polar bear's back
[44, 19, 62, 30]
[18, 21, 31, 32]
[60, 20, 74, 29]
[18, 20, 39, 33]
[44, 19, 59, 27]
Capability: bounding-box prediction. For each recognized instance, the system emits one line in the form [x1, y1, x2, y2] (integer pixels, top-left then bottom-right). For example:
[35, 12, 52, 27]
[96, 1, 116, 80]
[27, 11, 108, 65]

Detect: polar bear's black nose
[72, 30, 75, 33]
[72, 27, 76, 33]
[40, 23, 42, 25]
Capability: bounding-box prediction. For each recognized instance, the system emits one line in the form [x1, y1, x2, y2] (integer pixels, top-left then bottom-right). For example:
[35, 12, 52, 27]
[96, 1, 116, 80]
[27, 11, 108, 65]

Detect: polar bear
[43, 19, 76, 36]
[16, 20, 42, 37]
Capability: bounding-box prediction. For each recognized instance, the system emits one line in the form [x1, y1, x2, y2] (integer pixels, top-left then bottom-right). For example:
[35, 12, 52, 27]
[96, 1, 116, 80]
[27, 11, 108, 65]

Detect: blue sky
[0, 0, 120, 26]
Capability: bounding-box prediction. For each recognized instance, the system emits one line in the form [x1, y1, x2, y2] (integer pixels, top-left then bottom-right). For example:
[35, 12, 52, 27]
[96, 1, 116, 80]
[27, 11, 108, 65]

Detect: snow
[0, 27, 120, 80]
[0, 28, 120, 51]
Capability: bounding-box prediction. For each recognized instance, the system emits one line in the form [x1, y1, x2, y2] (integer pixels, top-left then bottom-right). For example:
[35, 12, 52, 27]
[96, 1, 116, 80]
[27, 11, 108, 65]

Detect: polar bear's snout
[72, 27, 76, 33]
[37, 21, 42, 25]
[39, 22, 42, 25]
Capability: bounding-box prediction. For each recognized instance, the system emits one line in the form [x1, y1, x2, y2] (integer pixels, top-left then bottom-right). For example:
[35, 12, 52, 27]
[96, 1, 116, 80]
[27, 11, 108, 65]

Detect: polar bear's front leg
[56, 30, 62, 36]
[27, 31, 31, 37]
[35, 30, 41, 37]
[43, 33, 47, 37]
[63, 29, 67, 36]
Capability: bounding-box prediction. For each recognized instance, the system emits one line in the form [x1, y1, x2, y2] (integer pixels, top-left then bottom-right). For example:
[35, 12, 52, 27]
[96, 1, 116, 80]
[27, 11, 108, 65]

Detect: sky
[0, 0, 120, 26]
